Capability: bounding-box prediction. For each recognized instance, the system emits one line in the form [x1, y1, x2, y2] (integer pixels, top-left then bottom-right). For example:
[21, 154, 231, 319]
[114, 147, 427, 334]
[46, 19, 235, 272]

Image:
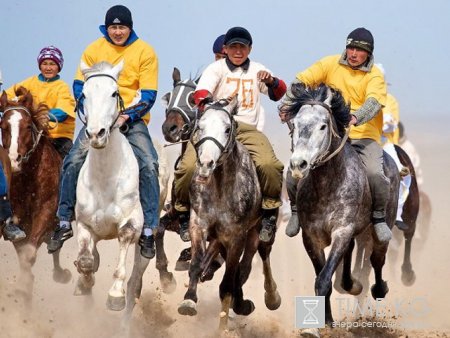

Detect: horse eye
[225, 127, 231, 134]
[320, 124, 327, 131]
[112, 92, 118, 98]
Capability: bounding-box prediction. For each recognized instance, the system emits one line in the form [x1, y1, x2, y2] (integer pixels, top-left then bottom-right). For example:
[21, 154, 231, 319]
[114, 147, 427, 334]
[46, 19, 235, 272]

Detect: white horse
[73, 61, 150, 322]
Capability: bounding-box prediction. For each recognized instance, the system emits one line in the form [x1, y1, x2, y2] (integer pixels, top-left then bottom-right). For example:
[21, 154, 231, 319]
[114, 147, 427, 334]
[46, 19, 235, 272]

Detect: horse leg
[74, 223, 96, 296]
[340, 238, 363, 296]
[258, 234, 282, 311]
[302, 232, 329, 323]
[178, 212, 204, 316]
[52, 250, 72, 284]
[106, 223, 136, 311]
[401, 225, 416, 286]
[14, 242, 37, 306]
[219, 240, 245, 331]
[199, 239, 221, 282]
[121, 243, 151, 332]
[230, 229, 259, 315]
[154, 225, 177, 293]
[370, 242, 389, 299]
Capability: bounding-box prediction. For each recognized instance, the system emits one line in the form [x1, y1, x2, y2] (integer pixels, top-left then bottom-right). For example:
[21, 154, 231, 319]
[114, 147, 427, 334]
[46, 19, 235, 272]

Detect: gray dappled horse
[177, 98, 281, 330]
[284, 83, 399, 327]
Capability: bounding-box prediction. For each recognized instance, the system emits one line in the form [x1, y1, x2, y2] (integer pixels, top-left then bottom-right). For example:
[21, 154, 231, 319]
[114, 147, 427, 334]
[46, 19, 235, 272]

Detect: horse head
[191, 96, 238, 181]
[161, 67, 198, 143]
[281, 83, 350, 179]
[80, 61, 123, 149]
[0, 87, 49, 172]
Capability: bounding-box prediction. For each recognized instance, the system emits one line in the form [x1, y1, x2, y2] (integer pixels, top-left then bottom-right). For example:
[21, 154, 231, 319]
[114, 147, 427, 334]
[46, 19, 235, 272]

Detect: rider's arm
[267, 77, 287, 101]
[352, 97, 382, 126]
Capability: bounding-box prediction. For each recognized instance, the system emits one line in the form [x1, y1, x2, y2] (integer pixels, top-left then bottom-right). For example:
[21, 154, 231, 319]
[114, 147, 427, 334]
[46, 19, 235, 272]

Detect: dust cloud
[1, 117, 449, 338]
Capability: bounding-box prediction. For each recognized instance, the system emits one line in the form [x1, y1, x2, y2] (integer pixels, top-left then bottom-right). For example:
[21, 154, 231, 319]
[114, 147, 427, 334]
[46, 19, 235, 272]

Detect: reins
[302, 100, 350, 169]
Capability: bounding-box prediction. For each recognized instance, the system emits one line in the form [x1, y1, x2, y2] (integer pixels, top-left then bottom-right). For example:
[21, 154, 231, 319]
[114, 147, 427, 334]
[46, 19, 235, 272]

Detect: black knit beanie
[346, 27, 374, 54]
[105, 5, 133, 29]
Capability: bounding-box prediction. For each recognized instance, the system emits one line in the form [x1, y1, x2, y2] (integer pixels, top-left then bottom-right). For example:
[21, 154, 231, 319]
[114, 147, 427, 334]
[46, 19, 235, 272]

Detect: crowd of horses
[0, 63, 431, 337]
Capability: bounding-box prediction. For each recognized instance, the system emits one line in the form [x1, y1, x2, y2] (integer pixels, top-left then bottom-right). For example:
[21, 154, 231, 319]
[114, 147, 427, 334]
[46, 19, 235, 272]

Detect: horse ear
[324, 87, 333, 107]
[173, 67, 181, 86]
[160, 92, 170, 108]
[0, 91, 7, 111]
[111, 60, 124, 80]
[80, 61, 89, 76]
[225, 94, 238, 114]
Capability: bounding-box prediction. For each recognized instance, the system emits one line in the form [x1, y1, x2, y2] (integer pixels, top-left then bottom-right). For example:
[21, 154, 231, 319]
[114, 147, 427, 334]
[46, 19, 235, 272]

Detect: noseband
[2, 106, 43, 165]
[192, 106, 236, 162]
[301, 100, 349, 169]
[166, 80, 197, 139]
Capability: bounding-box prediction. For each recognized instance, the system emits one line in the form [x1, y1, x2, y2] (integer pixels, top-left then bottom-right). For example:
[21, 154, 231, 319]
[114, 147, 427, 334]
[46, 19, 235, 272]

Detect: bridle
[2, 106, 44, 165]
[191, 104, 236, 162]
[300, 100, 350, 169]
[75, 73, 125, 131]
[165, 80, 197, 141]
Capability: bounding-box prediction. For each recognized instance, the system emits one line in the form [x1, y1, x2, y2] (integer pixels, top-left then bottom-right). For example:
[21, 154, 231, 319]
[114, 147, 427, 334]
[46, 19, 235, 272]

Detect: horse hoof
[233, 299, 255, 316]
[106, 295, 126, 311]
[371, 281, 389, 299]
[344, 280, 363, 296]
[265, 291, 281, 310]
[53, 268, 72, 284]
[178, 299, 197, 316]
[161, 273, 177, 294]
[175, 259, 190, 271]
[301, 328, 320, 338]
[73, 280, 93, 296]
[75, 256, 94, 274]
[401, 269, 416, 286]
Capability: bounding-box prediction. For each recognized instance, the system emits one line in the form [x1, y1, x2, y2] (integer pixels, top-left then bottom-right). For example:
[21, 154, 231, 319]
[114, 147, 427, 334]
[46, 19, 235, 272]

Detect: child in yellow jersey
[5, 46, 75, 158]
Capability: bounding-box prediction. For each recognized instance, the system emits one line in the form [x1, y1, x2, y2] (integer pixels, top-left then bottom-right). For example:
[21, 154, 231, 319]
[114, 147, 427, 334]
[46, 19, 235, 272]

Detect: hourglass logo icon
[295, 296, 325, 328]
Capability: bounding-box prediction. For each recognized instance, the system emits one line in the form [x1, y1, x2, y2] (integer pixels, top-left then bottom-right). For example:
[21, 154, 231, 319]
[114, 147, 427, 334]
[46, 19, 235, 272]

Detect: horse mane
[7, 86, 50, 134]
[281, 82, 351, 136]
[81, 61, 114, 78]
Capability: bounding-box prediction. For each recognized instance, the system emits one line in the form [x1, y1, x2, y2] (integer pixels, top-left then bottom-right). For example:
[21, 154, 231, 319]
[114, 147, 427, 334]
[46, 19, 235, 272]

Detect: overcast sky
[1, 0, 448, 141]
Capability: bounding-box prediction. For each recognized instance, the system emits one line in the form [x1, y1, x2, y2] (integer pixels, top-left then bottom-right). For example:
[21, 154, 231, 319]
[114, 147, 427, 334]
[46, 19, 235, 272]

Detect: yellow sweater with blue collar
[5, 74, 76, 140]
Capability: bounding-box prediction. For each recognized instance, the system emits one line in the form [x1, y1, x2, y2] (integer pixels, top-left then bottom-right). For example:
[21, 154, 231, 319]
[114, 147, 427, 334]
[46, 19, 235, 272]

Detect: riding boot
[285, 203, 300, 237]
[0, 195, 26, 242]
[139, 229, 155, 259]
[179, 211, 190, 242]
[259, 208, 278, 243]
[372, 216, 392, 244]
[47, 221, 73, 253]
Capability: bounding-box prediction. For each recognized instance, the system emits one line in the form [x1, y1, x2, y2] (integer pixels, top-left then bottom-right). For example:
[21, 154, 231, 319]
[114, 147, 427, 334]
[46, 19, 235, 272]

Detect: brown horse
[0, 87, 71, 302]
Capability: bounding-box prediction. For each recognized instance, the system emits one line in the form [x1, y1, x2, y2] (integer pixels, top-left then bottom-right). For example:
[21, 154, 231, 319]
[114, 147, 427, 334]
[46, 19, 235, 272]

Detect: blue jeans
[57, 120, 160, 229]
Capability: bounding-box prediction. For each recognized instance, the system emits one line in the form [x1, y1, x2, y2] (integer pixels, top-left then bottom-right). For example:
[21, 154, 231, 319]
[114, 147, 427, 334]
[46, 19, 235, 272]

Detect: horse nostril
[17, 154, 22, 162]
[300, 160, 308, 169]
[98, 128, 106, 138]
[169, 125, 178, 133]
[85, 129, 91, 138]
[207, 160, 214, 169]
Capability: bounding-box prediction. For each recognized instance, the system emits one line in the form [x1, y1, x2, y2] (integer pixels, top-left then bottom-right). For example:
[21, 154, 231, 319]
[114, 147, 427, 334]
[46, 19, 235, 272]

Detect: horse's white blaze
[8, 111, 22, 172]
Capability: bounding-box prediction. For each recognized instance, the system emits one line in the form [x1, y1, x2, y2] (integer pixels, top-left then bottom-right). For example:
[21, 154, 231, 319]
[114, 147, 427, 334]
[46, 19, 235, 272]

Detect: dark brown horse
[160, 68, 199, 271]
[0, 87, 71, 302]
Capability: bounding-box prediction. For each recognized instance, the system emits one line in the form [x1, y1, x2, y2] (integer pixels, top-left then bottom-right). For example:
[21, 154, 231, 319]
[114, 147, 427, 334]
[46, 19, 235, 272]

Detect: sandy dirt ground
[1, 118, 449, 338]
